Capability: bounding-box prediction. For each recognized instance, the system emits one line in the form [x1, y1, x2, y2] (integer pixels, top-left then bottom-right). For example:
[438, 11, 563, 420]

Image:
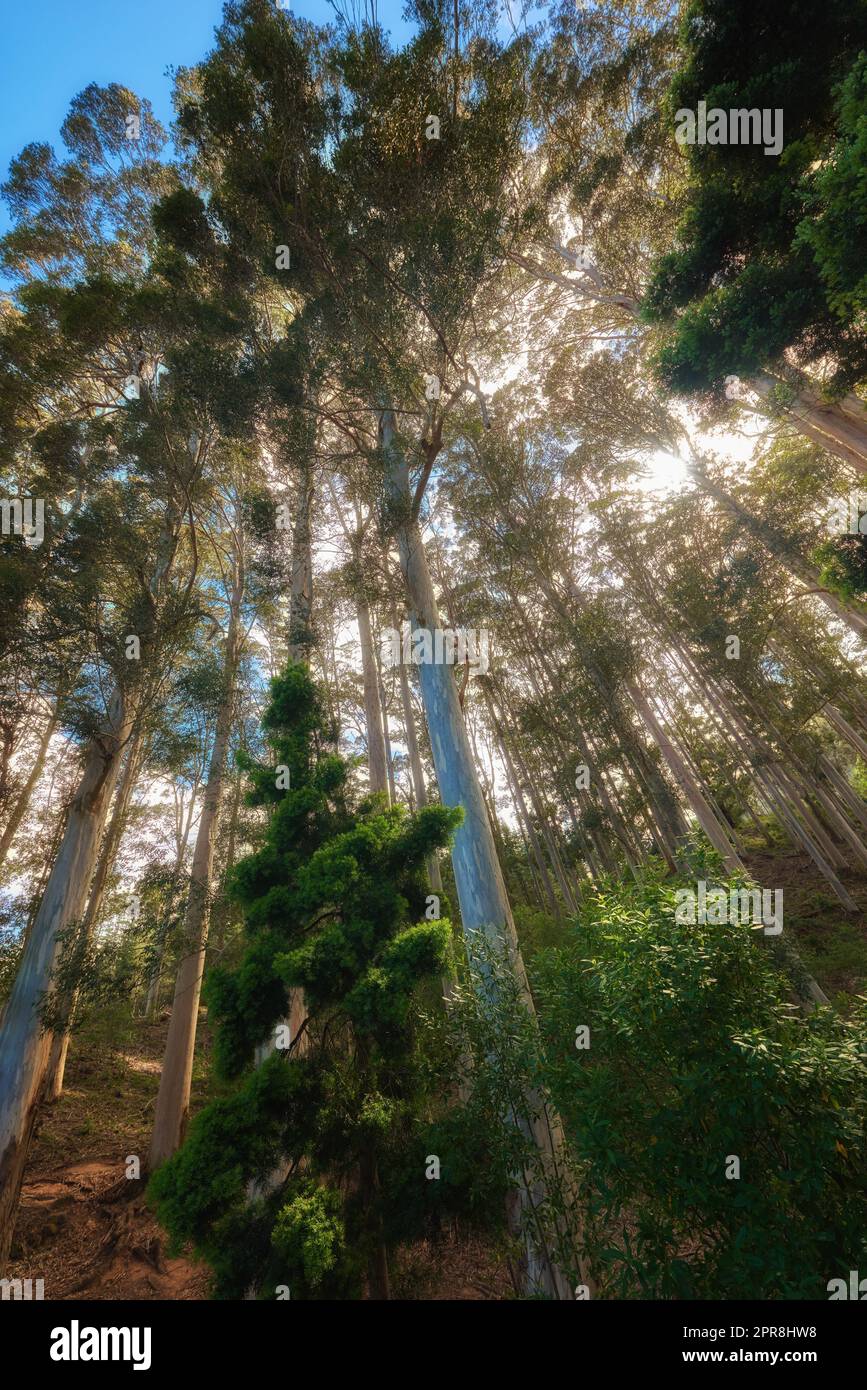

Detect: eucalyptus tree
[0, 83, 269, 1257]
[0, 416, 202, 1267]
[0, 87, 180, 866]
[322, 463, 392, 796]
[164, 0, 587, 1294]
[42, 722, 150, 1100]
[596, 479, 867, 921]
[440, 407, 692, 869]
[136, 681, 218, 1024]
[149, 478, 250, 1166]
[0, 81, 177, 572]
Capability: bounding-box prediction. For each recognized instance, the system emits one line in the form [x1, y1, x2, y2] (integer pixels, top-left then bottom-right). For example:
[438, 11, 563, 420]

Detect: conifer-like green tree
[150, 661, 461, 1299]
[643, 0, 867, 398]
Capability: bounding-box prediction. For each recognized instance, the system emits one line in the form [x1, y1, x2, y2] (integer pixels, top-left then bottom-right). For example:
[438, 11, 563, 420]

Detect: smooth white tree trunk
[627, 682, 746, 874]
[149, 551, 245, 1169]
[357, 595, 390, 797]
[0, 703, 61, 871]
[381, 407, 583, 1299]
[0, 687, 133, 1268]
[748, 373, 867, 475]
[43, 729, 146, 1102]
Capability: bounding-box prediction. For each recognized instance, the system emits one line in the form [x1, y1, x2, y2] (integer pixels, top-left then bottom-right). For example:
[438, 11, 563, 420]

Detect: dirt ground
[5, 1012, 512, 1301]
[742, 847, 867, 1000]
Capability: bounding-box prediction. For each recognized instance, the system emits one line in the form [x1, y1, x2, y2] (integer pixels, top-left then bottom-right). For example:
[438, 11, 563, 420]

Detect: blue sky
[0, 1, 415, 233]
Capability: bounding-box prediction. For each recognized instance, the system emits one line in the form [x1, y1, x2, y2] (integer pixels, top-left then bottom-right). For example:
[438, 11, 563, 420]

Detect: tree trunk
[489, 700, 561, 918]
[44, 728, 146, 1101]
[824, 705, 867, 764]
[211, 765, 244, 956]
[490, 688, 578, 913]
[395, 626, 443, 893]
[359, 1148, 391, 1301]
[356, 595, 390, 797]
[627, 682, 746, 874]
[735, 686, 867, 873]
[288, 452, 314, 663]
[144, 938, 166, 1021]
[284, 446, 316, 1056]
[682, 654, 859, 912]
[149, 545, 245, 1169]
[0, 685, 133, 1269]
[143, 797, 199, 1023]
[381, 407, 582, 1299]
[818, 753, 867, 835]
[549, 571, 689, 865]
[0, 702, 61, 871]
[748, 372, 867, 475]
[378, 663, 397, 805]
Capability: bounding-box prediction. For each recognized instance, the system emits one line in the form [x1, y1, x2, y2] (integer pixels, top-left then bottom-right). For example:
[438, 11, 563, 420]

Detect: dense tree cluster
[1, 0, 866, 1300]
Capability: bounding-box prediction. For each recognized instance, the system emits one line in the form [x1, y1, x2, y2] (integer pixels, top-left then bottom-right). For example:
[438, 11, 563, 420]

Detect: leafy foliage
[150, 661, 466, 1297]
[532, 871, 867, 1298]
[644, 0, 867, 397]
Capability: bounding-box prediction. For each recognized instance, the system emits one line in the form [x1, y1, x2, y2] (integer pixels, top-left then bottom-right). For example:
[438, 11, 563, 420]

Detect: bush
[531, 872, 867, 1298]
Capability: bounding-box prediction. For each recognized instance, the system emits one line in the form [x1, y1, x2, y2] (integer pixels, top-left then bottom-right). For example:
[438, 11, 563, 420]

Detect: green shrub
[532, 873, 867, 1298]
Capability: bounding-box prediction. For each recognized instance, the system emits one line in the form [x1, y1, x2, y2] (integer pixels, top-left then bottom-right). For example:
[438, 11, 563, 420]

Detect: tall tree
[150, 661, 460, 1299]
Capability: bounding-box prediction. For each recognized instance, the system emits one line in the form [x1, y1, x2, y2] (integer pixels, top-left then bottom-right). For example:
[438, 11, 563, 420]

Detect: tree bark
[394, 622, 443, 893]
[149, 542, 245, 1169]
[381, 406, 583, 1299]
[0, 685, 134, 1269]
[378, 661, 397, 805]
[211, 765, 244, 956]
[487, 697, 561, 919]
[627, 682, 746, 874]
[281, 438, 317, 1056]
[748, 372, 867, 476]
[288, 451, 314, 663]
[490, 688, 578, 913]
[681, 652, 859, 912]
[44, 728, 146, 1101]
[824, 705, 867, 764]
[0, 702, 61, 872]
[356, 595, 390, 797]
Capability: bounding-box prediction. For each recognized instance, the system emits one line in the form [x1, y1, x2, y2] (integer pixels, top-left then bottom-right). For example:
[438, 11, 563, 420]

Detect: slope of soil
[5, 1008, 513, 1300]
[6, 1011, 213, 1300]
[742, 848, 867, 1001]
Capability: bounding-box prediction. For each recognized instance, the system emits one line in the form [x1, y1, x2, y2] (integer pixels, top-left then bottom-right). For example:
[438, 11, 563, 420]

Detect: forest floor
[6, 1010, 213, 1301]
[5, 1005, 512, 1301]
[6, 845, 865, 1302]
[741, 846, 867, 1002]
